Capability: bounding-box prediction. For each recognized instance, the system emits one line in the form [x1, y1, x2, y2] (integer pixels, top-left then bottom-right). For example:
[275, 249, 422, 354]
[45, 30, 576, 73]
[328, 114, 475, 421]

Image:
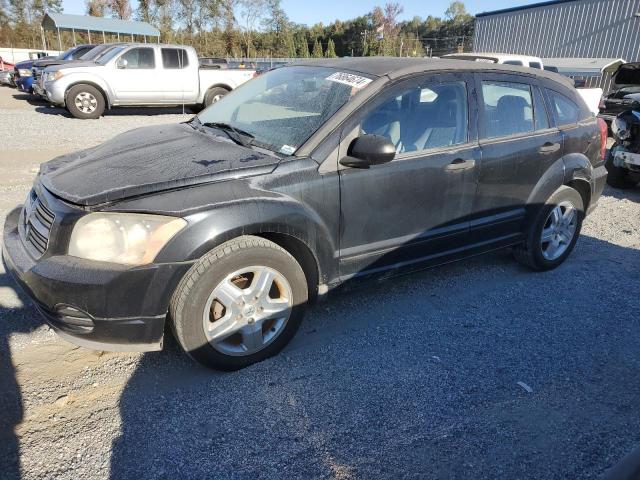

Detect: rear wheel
[170, 236, 308, 370]
[605, 149, 637, 189]
[203, 86, 229, 108]
[514, 186, 584, 271]
[66, 84, 105, 119]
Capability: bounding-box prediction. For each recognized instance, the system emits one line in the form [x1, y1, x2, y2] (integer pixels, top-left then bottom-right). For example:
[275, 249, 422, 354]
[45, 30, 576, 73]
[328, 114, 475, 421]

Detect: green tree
[294, 30, 309, 57]
[86, 0, 108, 16]
[312, 37, 323, 58]
[324, 37, 336, 57]
[445, 1, 471, 23]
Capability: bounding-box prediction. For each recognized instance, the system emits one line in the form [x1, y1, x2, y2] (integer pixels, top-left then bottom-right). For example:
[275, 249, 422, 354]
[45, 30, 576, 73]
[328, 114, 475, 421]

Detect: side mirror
[340, 134, 396, 169]
[116, 58, 128, 69]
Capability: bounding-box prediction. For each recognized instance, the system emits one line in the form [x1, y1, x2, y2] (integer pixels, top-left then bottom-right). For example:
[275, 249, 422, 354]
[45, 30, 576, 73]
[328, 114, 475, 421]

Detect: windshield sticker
[279, 145, 296, 155]
[326, 72, 372, 89]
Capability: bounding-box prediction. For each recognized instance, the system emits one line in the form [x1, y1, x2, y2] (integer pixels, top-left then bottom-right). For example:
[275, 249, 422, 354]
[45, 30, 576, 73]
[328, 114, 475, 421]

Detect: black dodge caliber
[3, 58, 608, 370]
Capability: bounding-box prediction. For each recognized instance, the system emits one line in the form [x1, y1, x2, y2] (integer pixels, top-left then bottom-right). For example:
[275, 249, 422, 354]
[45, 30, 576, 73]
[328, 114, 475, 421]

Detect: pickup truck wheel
[203, 87, 229, 107]
[170, 235, 308, 371]
[605, 150, 637, 189]
[66, 84, 105, 119]
[513, 186, 584, 271]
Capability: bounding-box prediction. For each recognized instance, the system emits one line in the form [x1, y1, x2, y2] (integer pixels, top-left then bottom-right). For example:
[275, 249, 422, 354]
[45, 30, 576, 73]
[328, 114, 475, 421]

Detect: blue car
[14, 59, 44, 93]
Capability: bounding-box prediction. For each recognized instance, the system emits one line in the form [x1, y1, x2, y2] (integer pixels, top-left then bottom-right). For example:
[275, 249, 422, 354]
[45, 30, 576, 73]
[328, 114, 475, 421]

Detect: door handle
[444, 158, 475, 171]
[539, 142, 560, 154]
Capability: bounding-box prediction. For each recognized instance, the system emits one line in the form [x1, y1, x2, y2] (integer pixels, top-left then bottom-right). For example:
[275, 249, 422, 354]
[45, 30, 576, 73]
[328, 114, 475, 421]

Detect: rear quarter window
[162, 48, 189, 69]
[548, 90, 580, 125]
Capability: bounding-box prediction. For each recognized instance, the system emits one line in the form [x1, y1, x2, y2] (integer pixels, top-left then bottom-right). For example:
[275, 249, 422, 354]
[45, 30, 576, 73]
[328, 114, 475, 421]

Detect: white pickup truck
[40, 44, 256, 119]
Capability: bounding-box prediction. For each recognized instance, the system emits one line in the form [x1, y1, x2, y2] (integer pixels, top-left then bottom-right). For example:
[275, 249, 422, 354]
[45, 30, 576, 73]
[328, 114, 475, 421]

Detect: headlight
[68, 213, 187, 265]
[18, 69, 32, 77]
[45, 71, 63, 82]
[612, 116, 631, 141]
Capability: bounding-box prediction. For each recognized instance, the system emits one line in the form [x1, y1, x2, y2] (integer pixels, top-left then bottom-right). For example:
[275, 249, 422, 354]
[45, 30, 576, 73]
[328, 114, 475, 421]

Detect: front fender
[155, 196, 337, 286]
[57, 72, 114, 105]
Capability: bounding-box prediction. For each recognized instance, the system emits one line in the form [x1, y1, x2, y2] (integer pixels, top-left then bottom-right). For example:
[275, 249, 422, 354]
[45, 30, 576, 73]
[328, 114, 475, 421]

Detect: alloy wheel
[202, 266, 293, 356]
[540, 201, 578, 261]
[74, 92, 98, 114]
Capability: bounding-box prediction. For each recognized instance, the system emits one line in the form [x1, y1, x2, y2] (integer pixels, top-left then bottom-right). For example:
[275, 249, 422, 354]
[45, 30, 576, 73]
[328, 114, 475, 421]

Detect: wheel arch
[200, 83, 232, 104]
[155, 201, 337, 298]
[64, 80, 111, 108]
[527, 154, 595, 214]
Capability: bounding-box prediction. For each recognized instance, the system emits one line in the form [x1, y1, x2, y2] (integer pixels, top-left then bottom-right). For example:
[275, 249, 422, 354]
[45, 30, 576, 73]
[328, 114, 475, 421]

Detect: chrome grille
[22, 189, 55, 256]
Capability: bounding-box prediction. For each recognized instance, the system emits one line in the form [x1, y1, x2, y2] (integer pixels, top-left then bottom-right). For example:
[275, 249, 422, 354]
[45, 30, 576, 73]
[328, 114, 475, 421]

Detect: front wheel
[66, 84, 105, 119]
[170, 236, 308, 370]
[513, 186, 584, 271]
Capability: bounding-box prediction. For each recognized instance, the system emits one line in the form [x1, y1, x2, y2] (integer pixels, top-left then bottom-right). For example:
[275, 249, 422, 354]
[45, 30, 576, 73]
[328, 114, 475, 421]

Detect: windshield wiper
[202, 122, 254, 148]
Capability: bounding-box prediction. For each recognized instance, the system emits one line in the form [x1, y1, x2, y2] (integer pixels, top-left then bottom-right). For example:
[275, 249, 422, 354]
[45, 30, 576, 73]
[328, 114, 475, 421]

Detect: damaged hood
[40, 123, 280, 206]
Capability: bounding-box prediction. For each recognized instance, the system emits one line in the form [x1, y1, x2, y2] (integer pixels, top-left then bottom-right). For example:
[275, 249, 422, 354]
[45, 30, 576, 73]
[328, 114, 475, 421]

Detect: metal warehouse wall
[474, 0, 640, 88]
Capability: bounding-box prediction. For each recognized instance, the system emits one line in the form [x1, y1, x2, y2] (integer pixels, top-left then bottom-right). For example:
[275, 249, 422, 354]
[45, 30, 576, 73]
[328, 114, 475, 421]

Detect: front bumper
[2, 204, 193, 352]
[44, 80, 66, 105]
[16, 76, 33, 93]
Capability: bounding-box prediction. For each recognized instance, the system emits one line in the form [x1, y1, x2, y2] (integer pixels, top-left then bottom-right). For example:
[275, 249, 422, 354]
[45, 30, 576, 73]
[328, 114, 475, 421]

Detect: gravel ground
[1, 86, 640, 480]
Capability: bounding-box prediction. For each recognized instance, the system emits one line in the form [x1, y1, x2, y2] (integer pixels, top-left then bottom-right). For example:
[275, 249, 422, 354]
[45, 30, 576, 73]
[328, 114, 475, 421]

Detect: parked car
[442, 52, 544, 69]
[605, 101, 640, 188]
[31, 44, 96, 95]
[14, 58, 53, 93]
[599, 62, 640, 128]
[40, 43, 256, 119]
[2, 58, 607, 370]
[0, 56, 15, 71]
[0, 69, 13, 86]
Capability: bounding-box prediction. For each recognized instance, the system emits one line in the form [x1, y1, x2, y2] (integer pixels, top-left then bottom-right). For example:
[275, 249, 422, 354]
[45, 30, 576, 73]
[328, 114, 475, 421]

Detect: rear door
[472, 73, 563, 243]
[110, 46, 161, 104]
[160, 47, 199, 103]
[338, 73, 480, 278]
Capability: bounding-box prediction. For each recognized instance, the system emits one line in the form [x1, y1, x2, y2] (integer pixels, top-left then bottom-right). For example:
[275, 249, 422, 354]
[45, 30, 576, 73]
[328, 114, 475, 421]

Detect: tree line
[0, 0, 474, 59]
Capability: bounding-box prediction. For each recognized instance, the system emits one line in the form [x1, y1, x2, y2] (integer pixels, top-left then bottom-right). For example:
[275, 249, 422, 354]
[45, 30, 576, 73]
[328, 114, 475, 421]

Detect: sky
[60, 0, 544, 24]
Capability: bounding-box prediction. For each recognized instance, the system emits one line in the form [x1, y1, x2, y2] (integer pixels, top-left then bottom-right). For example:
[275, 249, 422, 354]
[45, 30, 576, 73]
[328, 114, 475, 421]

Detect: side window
[361, 81, 468, 154]
[533, 86, 550, 130]
[481, 81, 533, 138]
[529, 62, 542, 69]
[117, 48, 156, 69]
[503, 60, 524, 66]
[162, 48, 189, 69]
[548, 90, 579, 125]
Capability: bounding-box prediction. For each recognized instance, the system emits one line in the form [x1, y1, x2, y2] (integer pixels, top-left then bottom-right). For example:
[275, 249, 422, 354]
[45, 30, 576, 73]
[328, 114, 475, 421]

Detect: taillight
[597, 117, 608, 160]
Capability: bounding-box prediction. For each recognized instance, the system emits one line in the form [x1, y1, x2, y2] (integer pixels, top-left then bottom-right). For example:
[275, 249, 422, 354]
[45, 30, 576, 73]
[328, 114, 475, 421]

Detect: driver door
[338, 73, 480, 279]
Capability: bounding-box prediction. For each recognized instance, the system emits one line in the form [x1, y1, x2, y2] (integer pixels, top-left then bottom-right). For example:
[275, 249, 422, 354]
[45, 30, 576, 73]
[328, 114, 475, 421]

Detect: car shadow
[0, 271, 43, 480]
[603, 183, 640, 202]
[108, 234, 640, 479]
[11, 92, 48, 107]
[34, 105, 195, 118]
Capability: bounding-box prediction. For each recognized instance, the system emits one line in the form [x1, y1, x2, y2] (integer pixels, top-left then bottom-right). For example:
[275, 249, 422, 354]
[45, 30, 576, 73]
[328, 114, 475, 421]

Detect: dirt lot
[1, 85, 640, 480]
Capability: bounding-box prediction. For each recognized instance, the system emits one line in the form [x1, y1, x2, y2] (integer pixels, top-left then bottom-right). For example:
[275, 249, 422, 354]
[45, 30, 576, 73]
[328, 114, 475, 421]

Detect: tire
[66, 84, 105, 119]
[605, 148, 636, 189]
[513, 185, 584, 271]
[203, 86, 229, 108]
[169, 236, 308, 370]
